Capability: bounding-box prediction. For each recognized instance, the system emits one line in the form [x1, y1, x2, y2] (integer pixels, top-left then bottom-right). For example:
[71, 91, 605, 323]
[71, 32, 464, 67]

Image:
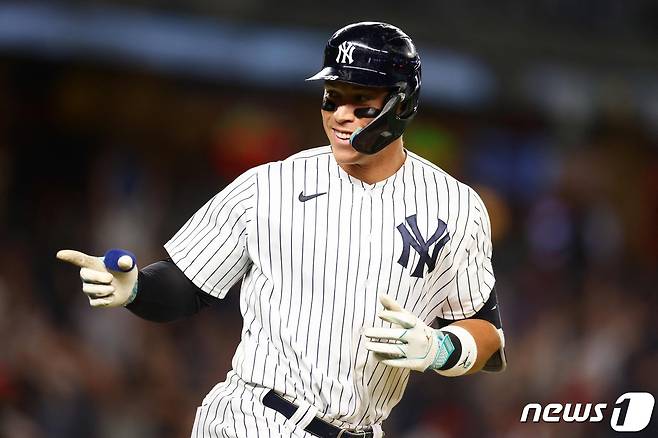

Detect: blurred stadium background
[0, 1, 656, 437]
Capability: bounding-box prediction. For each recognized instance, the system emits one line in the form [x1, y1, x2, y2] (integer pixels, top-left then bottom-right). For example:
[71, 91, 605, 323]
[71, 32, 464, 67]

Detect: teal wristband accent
[430, 330, 455, 370]
[123, 278, 139, 306]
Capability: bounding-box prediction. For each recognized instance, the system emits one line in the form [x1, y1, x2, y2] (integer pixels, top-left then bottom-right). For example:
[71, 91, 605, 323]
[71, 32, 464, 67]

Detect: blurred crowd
[0, 57, 656, 438]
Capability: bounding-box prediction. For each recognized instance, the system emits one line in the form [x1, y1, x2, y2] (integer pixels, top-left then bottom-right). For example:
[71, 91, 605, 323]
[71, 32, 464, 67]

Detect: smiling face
[321, 81, 390, 165]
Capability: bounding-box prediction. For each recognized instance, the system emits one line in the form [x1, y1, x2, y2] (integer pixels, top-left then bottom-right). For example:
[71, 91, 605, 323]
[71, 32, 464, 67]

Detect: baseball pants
[190, 371, 384, 438]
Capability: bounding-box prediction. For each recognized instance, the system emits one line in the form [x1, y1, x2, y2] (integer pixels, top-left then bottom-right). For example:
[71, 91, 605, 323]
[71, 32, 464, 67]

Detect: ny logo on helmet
[396, 215, 450, 278]
[336, 41, 356, 64]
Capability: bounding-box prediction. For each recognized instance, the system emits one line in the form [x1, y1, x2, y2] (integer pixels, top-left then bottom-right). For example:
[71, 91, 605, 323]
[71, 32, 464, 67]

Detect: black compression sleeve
[435, 289, 502, 329]
[125, 259, 221, 322]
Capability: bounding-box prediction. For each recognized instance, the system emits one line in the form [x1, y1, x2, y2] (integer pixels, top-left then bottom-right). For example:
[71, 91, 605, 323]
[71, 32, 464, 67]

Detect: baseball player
[57, 22, 506, 438]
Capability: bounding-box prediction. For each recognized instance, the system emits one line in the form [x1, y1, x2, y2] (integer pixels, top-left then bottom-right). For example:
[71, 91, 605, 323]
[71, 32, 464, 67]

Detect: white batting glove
[363, 294, 455, 372]
[56, 248, 138, 308]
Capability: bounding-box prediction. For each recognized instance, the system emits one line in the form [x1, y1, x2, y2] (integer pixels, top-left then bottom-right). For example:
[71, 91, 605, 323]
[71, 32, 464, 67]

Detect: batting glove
[363, 294, 455, 372]
[56, 248, 138, 308]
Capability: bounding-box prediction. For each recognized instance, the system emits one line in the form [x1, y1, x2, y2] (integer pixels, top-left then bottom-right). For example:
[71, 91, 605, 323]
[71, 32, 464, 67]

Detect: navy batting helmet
[307, 22, 421, 154]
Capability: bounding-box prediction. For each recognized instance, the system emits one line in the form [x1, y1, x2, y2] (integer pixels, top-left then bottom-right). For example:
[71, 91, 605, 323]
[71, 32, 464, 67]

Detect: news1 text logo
[520, 392, 654, 432]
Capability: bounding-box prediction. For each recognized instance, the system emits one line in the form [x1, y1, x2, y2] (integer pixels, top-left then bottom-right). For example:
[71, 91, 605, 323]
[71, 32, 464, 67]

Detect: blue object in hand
[103, 249, 137, 272]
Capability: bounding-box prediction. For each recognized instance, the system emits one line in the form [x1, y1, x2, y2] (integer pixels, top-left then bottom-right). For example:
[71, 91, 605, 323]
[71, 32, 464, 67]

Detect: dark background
[0, 1, 656, 437]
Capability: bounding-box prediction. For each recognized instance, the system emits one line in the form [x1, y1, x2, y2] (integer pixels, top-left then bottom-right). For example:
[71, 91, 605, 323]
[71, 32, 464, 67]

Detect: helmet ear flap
[350, 93, 411, 154]
[398, 91, 418, 119]
[395, 77, 420, 119]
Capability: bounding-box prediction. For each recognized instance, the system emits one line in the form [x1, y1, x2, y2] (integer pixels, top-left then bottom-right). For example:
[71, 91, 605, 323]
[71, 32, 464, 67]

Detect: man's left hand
[363, 294, 454, 372]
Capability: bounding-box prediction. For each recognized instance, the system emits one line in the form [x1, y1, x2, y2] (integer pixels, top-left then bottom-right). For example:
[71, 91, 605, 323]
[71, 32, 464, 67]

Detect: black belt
[262, 390, 374, 438]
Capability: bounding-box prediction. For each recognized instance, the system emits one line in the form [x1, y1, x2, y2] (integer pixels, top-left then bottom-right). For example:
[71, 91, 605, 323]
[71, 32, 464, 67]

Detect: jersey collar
[328, 147, 409, 190]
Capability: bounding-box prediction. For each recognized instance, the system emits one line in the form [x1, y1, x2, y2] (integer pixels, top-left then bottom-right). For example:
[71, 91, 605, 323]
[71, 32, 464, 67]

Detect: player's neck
[340, 141, 407, 185]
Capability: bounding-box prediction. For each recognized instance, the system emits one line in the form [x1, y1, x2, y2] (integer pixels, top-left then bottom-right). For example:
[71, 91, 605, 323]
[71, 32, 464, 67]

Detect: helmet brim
[306, 66, 392, 88]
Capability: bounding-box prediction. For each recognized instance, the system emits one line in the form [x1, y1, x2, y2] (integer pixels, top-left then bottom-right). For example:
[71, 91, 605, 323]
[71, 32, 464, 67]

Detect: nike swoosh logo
[298, 191, 327, 202]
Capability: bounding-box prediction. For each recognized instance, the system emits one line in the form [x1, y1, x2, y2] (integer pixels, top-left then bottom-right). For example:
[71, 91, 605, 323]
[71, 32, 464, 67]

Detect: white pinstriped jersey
[165, 145, 495, 431]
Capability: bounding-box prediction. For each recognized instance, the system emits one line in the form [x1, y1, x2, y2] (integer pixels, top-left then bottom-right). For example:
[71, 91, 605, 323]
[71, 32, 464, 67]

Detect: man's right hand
[56, 249, 139, 308]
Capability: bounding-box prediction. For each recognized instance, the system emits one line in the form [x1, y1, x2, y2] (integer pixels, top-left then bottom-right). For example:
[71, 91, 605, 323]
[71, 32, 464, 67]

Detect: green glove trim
[429, 330, 455, 370]
[123, 278, 139, 306]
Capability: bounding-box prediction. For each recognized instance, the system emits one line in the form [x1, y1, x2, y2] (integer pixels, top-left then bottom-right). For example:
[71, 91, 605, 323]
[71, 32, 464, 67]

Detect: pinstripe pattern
[164, 146, 495, 436]
[192, 371, 310, 438]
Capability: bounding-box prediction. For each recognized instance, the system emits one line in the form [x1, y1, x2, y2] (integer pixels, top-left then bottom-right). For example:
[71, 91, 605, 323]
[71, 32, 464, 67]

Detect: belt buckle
[337, 429, 369, 438]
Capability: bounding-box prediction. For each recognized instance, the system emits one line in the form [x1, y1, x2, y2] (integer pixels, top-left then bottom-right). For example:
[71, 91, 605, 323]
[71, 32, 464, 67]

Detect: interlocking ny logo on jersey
[397, 215, 450, 278]
[336, 41, 356, 64]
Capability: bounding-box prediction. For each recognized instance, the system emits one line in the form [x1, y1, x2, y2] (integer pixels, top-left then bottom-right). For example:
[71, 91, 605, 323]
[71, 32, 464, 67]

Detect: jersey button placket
[365, 188, 373, 239]
[362, 188, 373, 282]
